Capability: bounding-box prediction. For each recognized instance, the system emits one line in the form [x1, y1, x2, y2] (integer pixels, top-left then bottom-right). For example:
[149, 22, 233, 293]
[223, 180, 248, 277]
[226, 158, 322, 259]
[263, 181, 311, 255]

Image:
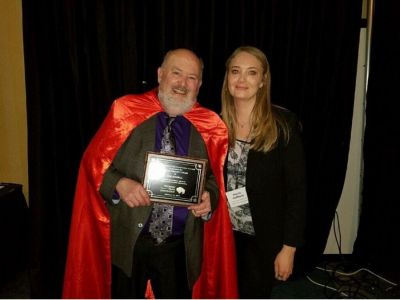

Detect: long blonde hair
[221, 46, 289, 153]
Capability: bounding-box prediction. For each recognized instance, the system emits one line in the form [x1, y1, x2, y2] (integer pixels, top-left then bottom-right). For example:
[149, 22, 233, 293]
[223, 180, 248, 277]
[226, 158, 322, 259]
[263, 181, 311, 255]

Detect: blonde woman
[221, 46, 306, 298]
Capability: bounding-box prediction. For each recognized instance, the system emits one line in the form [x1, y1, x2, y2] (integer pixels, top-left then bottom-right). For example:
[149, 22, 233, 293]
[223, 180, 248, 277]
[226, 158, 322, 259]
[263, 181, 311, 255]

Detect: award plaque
[143, 151, 207, 206]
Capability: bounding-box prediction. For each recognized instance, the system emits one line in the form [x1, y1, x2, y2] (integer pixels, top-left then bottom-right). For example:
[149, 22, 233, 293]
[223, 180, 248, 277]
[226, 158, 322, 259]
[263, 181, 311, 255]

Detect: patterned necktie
[149, 117, 175, 244]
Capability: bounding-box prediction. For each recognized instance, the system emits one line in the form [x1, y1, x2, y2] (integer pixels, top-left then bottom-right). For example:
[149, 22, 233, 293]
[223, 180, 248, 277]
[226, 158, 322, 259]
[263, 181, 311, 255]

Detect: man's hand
[188, 190, 211, 218]
[116, 177, 151, 207]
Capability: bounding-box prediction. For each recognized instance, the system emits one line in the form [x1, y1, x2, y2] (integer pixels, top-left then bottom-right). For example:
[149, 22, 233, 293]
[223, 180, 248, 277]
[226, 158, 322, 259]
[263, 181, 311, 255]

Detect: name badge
[226, 187, 249, 207]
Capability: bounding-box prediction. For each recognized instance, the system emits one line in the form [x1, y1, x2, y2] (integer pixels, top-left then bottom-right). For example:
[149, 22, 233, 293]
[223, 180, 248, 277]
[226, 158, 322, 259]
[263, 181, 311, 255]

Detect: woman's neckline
[236, 138, 251, 144]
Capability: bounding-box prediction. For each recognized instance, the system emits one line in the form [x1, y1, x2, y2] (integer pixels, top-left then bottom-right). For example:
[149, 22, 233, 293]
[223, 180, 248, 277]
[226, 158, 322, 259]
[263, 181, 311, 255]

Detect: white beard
[158, 90, 195, 116]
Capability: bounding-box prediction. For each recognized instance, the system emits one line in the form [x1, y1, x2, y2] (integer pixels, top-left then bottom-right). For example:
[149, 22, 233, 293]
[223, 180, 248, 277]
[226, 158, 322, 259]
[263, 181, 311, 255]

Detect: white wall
[324, 27, 367, 254]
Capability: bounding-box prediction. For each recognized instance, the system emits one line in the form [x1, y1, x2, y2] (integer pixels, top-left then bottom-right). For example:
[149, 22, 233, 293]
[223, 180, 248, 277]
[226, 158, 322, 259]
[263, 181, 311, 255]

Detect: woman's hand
[274, 245, 296, 281]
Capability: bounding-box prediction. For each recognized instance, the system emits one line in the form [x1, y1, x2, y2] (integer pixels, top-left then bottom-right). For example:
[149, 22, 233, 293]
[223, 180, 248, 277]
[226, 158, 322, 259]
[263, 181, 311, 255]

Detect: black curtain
[22, 0, 362, 297]
[353, 0, 400, 282]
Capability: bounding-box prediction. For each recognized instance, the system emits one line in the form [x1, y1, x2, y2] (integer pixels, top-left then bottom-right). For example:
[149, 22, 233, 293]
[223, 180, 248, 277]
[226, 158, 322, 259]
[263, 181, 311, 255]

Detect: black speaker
[0, 183, 29, 280]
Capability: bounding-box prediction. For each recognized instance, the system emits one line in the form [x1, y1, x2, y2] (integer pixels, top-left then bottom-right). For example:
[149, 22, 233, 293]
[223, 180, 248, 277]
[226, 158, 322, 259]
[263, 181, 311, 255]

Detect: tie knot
[167, 117, 175, 127]
[161, 117, 176, 154]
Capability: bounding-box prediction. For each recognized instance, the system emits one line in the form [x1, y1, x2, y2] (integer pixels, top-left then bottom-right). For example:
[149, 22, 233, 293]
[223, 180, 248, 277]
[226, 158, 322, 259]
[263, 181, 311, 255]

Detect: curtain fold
[22, 0, 362, 297]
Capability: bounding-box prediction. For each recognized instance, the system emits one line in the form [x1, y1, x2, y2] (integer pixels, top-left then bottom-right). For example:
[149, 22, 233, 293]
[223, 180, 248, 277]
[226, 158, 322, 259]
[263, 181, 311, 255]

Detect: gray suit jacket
[99, 114, 218, 288]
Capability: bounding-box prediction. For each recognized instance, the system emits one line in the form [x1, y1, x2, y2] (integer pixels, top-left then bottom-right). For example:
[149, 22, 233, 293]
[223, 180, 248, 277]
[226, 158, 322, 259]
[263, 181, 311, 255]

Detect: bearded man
[62, 49, 238, 299]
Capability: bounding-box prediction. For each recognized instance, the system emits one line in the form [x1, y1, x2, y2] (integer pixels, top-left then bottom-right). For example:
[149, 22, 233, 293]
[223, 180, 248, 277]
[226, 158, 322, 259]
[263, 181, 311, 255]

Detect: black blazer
[225, 106, 306, 264]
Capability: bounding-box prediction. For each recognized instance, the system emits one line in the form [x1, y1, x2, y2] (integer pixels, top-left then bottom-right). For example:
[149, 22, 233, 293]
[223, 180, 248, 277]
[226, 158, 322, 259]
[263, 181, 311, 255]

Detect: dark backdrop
[353, 0, 400, 282]
[22, 1, 362, 297]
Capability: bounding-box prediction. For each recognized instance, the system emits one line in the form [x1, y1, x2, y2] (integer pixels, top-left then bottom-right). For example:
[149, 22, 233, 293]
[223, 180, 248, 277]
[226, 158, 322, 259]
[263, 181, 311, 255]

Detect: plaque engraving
[143, 152, 207, 206]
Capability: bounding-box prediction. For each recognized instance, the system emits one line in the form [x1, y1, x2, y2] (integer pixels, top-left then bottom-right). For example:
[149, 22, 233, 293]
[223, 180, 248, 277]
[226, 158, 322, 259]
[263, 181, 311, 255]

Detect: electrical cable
[306, 275, 349, 298]
[317, 210, 399, 298]
[316, 266, 398, 286]
[332, 211, 342, 256]
[315, 261, 399, 298]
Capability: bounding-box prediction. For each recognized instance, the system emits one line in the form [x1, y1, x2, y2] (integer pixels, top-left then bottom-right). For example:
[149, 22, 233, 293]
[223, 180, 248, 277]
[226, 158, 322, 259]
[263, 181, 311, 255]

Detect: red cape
[62, 89, 238, 298]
